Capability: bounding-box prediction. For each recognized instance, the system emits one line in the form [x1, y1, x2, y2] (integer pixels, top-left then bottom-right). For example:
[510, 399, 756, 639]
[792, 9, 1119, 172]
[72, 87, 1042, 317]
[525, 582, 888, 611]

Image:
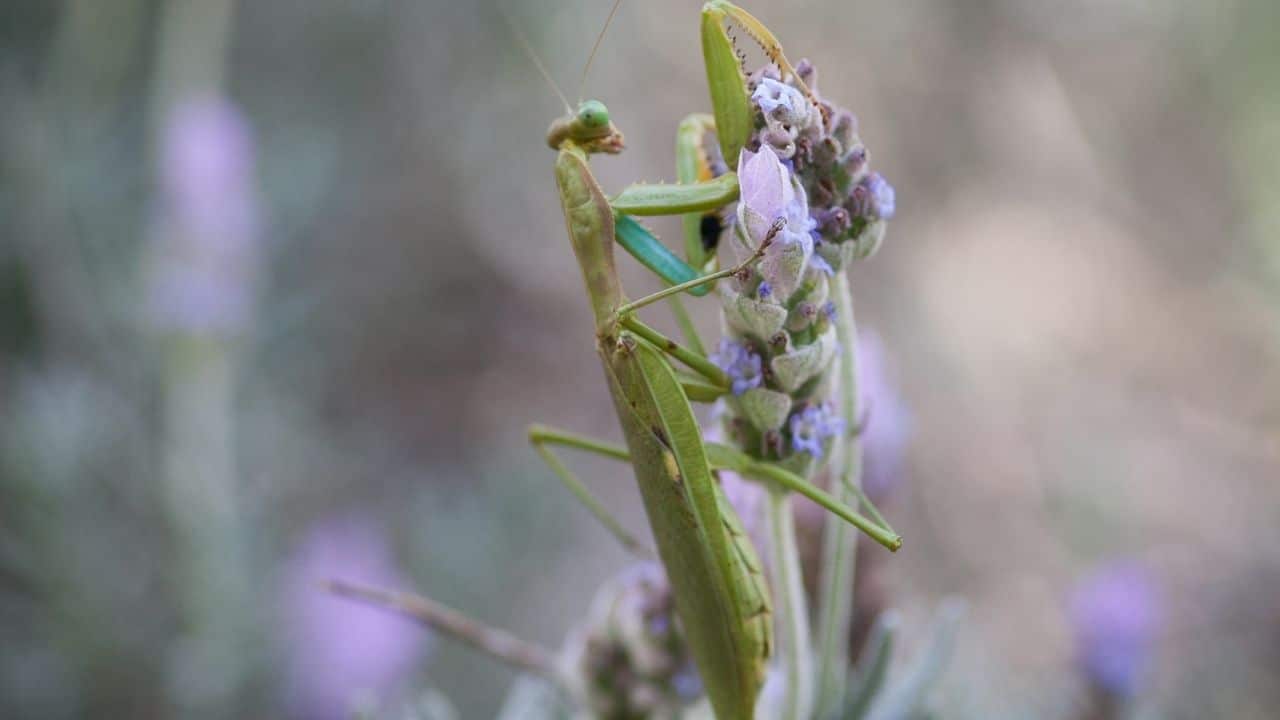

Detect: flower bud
[770, 329, 837, 393]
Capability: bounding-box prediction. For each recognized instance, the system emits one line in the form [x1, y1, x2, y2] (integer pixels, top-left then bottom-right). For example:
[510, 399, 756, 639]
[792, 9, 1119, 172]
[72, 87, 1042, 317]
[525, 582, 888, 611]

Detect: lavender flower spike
[1070, 561, 1163, 699]
[710, 339, 764, 396]
[149, 94, 260, 336]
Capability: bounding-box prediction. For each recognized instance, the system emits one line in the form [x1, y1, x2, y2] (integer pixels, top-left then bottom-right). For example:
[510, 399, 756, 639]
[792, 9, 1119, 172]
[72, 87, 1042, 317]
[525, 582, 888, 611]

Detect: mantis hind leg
[527, 423, 655, 558]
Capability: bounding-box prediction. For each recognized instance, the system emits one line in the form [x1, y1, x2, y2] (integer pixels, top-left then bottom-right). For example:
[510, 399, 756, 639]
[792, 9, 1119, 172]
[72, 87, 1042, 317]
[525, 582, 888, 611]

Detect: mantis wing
[603, 334, 770, 720]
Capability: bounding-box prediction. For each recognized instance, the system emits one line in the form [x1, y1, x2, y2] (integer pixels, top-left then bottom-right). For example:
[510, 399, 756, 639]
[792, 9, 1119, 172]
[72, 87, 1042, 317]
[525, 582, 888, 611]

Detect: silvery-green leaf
[798, 272, 830, 309]
[739, 387, 793, 432]
[405, 687, 461, 720]
[760, 227, 813, 300]
[816, 241, 847, 273]
[843, 611, 900, 720]
[720, 284, 788, 340]
[770, 329, 837, 392]
[853, 220, 887, 261]
[862, 599, 965, 720]
[496, 676, 570, 720]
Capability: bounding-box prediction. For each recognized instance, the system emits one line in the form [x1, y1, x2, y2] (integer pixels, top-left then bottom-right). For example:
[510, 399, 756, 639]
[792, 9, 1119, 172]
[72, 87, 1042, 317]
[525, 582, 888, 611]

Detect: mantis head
[547, 99, 625, 155]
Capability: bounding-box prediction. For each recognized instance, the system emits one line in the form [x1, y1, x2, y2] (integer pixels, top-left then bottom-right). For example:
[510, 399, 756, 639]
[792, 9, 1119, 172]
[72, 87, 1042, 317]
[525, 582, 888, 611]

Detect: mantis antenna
[578, 0, 625, 103]
[501, 6, 573, 114]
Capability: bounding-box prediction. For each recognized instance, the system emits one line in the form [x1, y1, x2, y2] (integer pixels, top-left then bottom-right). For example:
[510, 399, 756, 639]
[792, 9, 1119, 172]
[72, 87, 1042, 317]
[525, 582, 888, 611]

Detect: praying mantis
[529, 2, 901, 718]
[334, 2, 904, 718]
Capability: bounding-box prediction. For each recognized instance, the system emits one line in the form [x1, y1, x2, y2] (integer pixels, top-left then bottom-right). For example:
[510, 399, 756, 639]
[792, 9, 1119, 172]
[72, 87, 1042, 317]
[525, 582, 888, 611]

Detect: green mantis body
[552, 125, 773, 717]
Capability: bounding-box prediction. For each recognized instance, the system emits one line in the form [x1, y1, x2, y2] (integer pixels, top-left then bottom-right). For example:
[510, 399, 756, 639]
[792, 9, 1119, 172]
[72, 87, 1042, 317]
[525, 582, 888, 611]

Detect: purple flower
[867, 173, 895, 220]
[710, 339, 764, 396]
[809, 253, 834, 276]
[849, 172, 895, 221]
[757, 281, 772, 299]
[1070, 562, 1162, 698]
[789, 402, 845, 458]
[149, 95, 260, 335]
[281, 516, 426, 720]
[857, 331, 911, 500]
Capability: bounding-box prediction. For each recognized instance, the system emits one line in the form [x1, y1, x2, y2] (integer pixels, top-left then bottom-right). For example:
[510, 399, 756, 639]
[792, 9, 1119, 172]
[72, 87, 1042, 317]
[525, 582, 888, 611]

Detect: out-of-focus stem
[767, 488, 813, 720]
[151, 2, 247, 715]
[325, 579, 568, 687]
[814, 271, 862, 716]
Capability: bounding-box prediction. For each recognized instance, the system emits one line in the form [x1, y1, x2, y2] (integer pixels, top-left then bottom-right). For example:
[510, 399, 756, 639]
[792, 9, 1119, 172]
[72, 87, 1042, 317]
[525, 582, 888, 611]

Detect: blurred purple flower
[857, 331, 911, 500]
[149, 94, 260, 335]
[281, 517, 426, 720]
[1070, 562, 1162, 698]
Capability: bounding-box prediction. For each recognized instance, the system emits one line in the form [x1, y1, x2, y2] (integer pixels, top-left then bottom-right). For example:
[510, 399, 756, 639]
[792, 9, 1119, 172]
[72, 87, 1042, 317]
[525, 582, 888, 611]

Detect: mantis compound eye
[577, 100, 610, 129]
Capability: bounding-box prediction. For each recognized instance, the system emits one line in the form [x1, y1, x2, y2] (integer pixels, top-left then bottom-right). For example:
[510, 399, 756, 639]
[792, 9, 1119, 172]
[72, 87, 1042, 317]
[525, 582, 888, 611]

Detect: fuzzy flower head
[1070, 562, 1163, 698]
[788, 402, 845, 459]
[711, 339, 764, 396]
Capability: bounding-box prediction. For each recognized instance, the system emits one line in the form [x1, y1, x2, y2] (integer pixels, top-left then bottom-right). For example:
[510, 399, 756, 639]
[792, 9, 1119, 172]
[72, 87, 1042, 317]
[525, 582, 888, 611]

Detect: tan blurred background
[1, 0, 1277, 718]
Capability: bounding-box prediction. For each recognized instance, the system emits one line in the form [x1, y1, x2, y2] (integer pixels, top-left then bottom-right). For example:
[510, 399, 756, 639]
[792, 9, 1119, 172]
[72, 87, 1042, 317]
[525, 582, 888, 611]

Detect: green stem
[666, 294, 707, 357]
[611, 222, 771, 320]
[621, 316, 730, 388]
[739, 455, 901, 552]
[767, 488, 814, 720]
[814, 271, 862, 716]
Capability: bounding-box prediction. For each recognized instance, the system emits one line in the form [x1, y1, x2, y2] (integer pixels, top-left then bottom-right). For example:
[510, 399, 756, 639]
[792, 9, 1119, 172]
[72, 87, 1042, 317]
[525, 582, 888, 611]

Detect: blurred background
[1, 0, 1277, 717]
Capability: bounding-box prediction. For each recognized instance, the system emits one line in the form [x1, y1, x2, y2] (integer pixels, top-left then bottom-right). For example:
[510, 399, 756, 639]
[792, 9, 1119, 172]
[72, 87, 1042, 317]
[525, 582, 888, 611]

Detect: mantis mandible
[335, 2, 902, 718]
